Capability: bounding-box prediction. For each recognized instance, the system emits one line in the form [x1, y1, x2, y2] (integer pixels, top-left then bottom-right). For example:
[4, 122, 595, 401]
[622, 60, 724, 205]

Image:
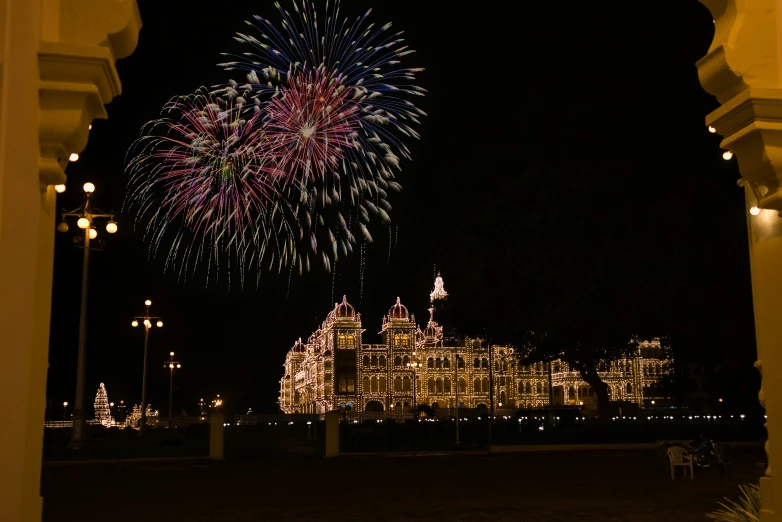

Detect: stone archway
[365, 400, 384, 413]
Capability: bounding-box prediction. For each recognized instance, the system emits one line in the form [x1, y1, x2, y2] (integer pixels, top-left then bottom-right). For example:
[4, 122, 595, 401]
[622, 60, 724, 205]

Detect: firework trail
[215, 0, 425, 273]
[125, 89, 296, 286]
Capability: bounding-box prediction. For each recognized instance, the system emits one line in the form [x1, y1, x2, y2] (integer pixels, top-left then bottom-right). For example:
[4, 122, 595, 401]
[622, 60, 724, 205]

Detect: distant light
[157, 320, 164, 328]
[170, 351, 175, 356]
[88, 228, 97, 239]
[82, 182, 95, 193]
[708, 125, 716, 134]
[144, 300, 152, 306]
[63, 401, 68, 407]
[88, 124, 92, 130]
[723, 150, 733, 160]
[718, 398, 723, 402]
[54, 184, 66, 193]
[69, 153, 79, 162]
[750, 206, 761, 216]
[131, 320, 139, 327]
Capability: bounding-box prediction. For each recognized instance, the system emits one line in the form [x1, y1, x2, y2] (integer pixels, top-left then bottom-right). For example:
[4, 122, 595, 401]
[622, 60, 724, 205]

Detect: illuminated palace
[279, 275, 671, 415]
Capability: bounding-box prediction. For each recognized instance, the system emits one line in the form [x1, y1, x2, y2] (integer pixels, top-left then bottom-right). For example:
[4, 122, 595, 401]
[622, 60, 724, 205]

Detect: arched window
[401, 335, 409, 347]
[394, 377, 402, 392]
[568, 386, 575, 399]
[402, 355, 410, 367]
[543, 383, 549, 393]
[394, 356, 402, 367]
[457, 357, 465, 369]
[644, 366, 649, 376]
[474, 358, 480, 368]
[502, 361, 508, 372]
[458, 378, 466, 393]
[428, 377, 435, 394]
[494, 361, 500, 371]
[347, 378, 355, 392]
[443, 357, 450, 369]
[394, 335, 401, 347]
[482, 377, 490, 392]
[403, 376, 411, 391]
[525, 382, 532, 394]
[482, 358, 489, 369]
[363, 355, 370, 367]
[427, 358, 434, 368]
[474, 378, 482, 393]
[518, 382, 524, 394]
[379, 356, 386, 368]
[444, 377, 451, 393]
[626, 383, 633, 394]
[536, 382, 542, 394]
[499, 390, 506, 404]
[371, 355, 378, 367]
[553, 363, 561, 373]
[346, 335, 355, 347]
[338, 334, 346, 346]
[435, 358, 442, 369]
[371, 376, 378, 392]
[363, 376, 370, 391]
[435, 378, 444, 394]
[339, 377, 347, 392]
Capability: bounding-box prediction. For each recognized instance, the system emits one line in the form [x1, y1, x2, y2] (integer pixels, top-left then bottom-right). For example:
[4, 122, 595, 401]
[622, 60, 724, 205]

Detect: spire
[430, 272, 448, 302]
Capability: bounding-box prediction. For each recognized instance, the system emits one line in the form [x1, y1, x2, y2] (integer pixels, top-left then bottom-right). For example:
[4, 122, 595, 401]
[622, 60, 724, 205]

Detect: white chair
[667, 446, 694, 480]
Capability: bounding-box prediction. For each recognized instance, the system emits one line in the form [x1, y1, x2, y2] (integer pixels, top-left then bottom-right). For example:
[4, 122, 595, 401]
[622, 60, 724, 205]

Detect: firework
[215, 0, 425, 269]
[125, 89, 295, 286]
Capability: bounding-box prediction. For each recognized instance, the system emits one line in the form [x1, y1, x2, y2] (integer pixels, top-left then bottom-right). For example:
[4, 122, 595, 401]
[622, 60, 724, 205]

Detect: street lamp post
[62, 401, 68, 422]
[164, 351, 182, 428]
[57, 182, 118, 450]
[406, 354, 423, 418]
[131, 300, 163, 433]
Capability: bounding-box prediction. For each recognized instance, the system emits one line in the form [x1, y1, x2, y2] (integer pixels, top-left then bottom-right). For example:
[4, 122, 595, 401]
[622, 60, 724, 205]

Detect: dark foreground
[42, 447, 765, 522]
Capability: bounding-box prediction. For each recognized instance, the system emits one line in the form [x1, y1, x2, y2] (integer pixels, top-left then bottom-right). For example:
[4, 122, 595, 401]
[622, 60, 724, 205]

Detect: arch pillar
[0, 1, 140, 521]
[697, 2, 782, 519]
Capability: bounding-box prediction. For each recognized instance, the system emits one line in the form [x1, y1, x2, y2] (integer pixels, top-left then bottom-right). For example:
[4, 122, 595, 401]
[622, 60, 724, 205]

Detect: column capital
[37, 0, 142, 189]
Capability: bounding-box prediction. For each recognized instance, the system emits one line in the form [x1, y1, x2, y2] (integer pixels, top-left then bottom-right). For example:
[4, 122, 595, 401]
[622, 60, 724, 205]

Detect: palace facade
[279, 275, 672, 415]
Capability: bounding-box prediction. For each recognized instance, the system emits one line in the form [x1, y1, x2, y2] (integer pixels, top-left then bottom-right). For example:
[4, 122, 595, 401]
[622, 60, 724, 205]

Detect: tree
[93, 382, 113, 426]
[520, 326, 639, 420]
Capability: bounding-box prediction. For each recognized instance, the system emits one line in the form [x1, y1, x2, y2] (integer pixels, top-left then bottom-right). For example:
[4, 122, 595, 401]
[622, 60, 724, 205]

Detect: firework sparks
[215, 0, 425, 271]
[125, 89, 295, 286]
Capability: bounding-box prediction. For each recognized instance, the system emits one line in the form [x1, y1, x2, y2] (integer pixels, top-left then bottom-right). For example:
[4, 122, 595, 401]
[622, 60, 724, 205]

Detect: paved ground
[42, 447, 765, 522]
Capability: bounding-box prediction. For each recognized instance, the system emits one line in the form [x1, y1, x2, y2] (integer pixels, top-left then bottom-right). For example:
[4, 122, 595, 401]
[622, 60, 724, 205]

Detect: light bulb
[708, 126, 716, 134]
[722, 150, 733, 160]
[56, 221, 69, 233]
[170, 351, 175, 356]
[169, 364, 174, 369]
[132, 320, 139, 327]
[177, 364, 181, 369]
[69, 153, 79, 162]
[750, 206, 761, 215]
[88, 124, 92, 130]
[106, 221, 118, 234]
[77, 217, 89, 229]
[144, 319, 151, 327]
[82, 182, 95, 193]
[145, 300, 152, 306]
[89, 228, 97, 239]
[157, 321, 163, 328]
[54, 184, 66, 193]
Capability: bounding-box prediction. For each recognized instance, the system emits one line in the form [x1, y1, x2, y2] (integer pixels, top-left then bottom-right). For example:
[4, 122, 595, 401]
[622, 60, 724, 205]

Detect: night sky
[47, 1, 758, 417]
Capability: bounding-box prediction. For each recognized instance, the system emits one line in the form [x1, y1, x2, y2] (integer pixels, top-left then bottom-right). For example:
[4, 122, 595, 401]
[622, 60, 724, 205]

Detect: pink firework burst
[263, 69, 360, 187]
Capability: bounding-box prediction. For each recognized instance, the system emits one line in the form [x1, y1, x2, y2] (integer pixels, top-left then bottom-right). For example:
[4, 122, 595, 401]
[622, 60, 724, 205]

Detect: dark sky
[47, 1, 758, 416]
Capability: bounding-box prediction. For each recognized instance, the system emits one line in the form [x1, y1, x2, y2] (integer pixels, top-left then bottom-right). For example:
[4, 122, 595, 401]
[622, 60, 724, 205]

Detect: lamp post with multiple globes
[406, 353, 423, 418]
[131, 300, 163, 433]
[164, 351, 182, 428]
[57, 182, 118, 449]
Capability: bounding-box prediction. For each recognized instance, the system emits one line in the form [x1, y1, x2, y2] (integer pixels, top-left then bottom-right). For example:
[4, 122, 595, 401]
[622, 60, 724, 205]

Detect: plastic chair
[667, 446, 694, 480]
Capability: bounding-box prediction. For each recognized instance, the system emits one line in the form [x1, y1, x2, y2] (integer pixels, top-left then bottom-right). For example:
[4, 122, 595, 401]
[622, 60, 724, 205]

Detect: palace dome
[389, 297, 409, 319]
[335, 295, 355, 318]
[424, 322, 437, 338]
